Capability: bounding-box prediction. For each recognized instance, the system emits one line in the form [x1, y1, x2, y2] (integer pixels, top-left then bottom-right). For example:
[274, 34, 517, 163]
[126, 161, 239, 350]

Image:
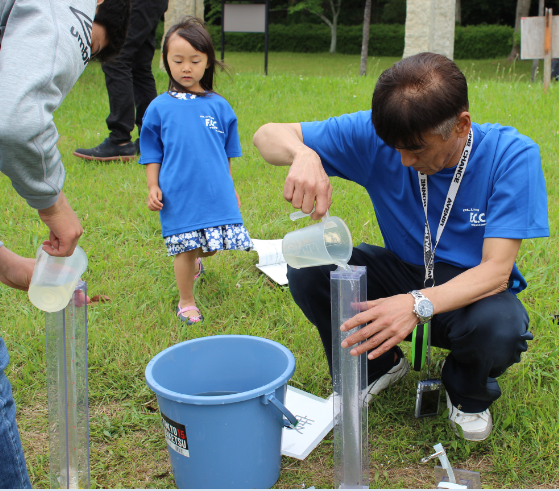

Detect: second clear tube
[331, 266, 368, 489]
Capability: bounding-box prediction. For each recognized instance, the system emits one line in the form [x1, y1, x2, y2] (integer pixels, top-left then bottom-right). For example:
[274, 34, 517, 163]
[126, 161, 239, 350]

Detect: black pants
[287, 244, 533, 413]
[102, 0, 168, 144]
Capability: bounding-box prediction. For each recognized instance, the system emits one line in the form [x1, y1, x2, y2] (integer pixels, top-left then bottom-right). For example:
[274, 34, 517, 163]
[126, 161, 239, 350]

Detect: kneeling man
[253, 52, 549, 441]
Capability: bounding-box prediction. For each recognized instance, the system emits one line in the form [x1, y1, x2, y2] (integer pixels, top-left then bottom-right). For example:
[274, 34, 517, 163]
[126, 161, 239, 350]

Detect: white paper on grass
[252, 239, 288, 285]
[281, 386, 335, 460]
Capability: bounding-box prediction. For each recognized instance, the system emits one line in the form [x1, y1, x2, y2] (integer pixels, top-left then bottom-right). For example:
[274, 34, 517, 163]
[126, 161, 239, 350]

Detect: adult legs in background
[74, 0, 168, 161]
[0, 338, 31, 489]
[287, 243, 532, 412]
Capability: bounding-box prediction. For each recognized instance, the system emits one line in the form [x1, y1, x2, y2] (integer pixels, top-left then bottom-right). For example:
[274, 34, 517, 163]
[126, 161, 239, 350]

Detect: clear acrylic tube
[46, 280, 90, 489]
[331, 266, 368, 489]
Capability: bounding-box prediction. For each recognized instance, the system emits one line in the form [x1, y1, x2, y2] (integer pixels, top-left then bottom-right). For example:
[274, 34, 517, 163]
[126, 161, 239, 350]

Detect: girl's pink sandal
[176, 304, 204, 325]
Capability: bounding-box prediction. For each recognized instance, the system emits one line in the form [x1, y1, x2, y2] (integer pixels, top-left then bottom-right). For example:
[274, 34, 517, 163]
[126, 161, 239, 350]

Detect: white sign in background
[223, 4, 266, 33]
[520, 15, 559, 59]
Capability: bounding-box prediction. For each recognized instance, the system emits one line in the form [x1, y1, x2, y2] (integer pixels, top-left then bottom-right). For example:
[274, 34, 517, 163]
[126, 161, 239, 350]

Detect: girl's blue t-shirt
[301, 111, 549, 294]
[139, 92, 243, 237]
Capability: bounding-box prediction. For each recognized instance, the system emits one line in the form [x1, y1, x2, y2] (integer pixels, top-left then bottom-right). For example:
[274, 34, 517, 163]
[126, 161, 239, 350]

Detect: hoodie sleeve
[0, 0, 96, 209]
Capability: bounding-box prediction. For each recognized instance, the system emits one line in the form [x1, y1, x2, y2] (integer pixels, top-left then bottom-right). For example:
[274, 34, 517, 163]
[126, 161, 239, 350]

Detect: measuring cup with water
[28, 245, 88, 312]
[282, 209, 353, 269]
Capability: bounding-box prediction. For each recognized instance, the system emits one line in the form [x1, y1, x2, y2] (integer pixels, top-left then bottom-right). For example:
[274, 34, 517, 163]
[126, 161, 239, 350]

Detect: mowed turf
[0, 52, 558, 488]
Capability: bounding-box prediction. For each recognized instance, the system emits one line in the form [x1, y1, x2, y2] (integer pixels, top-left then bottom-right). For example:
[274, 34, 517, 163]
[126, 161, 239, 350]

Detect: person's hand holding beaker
[38, 191, 83, 257]
[283, 146, 332, 220]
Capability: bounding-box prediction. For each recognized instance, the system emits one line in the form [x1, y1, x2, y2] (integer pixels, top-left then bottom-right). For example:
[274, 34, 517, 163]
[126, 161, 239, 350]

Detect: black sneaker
[134, 138, 140, 155]
[73, 138, 136, 162]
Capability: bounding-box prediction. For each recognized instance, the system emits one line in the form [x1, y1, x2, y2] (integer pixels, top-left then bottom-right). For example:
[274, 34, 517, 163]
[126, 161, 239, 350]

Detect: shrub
[454, 25, 514, 59]
[206, 24, 405, 57]
[201, 23, 514, 60]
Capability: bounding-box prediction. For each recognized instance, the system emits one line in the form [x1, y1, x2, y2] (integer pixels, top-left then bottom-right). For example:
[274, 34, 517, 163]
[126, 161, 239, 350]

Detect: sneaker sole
[73, 151, 136, 162]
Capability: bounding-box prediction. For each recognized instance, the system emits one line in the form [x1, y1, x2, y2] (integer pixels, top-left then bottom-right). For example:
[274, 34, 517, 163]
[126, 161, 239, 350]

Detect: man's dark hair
[371, 52, 469, 150]
[93, 0, 131, 63]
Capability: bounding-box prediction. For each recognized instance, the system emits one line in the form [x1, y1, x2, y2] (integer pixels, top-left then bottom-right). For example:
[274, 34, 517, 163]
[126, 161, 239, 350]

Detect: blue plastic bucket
[145, 335, 297, 489]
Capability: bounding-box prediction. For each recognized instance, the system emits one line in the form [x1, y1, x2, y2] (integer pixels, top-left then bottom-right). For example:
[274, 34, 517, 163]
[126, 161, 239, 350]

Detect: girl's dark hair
[371, 52, 469, 150]
[93, 0, 131, 63]
[162, 16, 225, 96]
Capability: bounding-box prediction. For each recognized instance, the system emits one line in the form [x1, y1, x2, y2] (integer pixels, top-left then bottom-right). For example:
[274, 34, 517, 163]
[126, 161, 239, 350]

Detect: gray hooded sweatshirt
[0, 0, 96, 210]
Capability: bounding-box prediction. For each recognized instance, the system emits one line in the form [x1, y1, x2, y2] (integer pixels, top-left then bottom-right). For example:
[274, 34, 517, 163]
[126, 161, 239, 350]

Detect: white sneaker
[446, 391, 492, 441]
[365, 351, 410, 404]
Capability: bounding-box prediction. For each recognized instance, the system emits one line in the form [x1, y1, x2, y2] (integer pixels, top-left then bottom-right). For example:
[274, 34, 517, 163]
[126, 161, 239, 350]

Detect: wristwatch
[409, 290, 434, 323]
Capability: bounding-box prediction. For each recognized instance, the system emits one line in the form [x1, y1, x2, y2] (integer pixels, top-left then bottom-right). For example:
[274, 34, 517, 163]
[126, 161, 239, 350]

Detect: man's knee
[449, 293, 532, 373]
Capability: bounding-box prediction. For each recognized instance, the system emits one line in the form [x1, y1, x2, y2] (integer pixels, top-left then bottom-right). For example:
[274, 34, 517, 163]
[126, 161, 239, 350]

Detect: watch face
[417, 299, 434, 318]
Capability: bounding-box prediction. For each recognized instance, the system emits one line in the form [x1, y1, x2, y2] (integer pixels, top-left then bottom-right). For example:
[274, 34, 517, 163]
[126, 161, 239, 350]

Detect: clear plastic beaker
[28, 245, 88, 313]
[282, 211, 352, 269]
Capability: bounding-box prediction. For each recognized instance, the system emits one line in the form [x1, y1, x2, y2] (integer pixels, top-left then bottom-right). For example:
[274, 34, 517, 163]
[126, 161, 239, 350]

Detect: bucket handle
[261, 393, 299, 428]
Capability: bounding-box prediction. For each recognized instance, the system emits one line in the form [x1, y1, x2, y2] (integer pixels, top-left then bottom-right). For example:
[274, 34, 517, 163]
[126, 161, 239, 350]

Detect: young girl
[139, 17, 252, 325]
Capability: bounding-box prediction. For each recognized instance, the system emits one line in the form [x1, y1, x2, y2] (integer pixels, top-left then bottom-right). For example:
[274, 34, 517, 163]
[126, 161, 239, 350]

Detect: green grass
[1, 52, 558, 488]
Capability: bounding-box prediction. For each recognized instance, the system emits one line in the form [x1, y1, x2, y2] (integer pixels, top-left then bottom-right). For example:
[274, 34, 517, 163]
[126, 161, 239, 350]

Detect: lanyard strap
[419, 128, 473, 287]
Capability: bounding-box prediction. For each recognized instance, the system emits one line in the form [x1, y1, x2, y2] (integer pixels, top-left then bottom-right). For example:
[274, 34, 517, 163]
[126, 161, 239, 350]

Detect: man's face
[396, 131, 462, 175]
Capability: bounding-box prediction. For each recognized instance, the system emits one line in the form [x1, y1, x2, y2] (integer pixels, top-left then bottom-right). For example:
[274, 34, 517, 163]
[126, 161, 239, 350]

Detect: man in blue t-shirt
[253, 52, 549, 441]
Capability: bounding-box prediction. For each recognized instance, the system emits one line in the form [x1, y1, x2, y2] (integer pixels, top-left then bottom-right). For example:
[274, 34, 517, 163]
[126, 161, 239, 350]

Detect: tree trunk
[531, 0, 545, 81]
[360, 0, 372, 76]
[330, 17, 337, 53]
[328, 0, 340, 53]
[159, 0, 204, 70]
[507, 0, 532, 61]
[455, 0, 461, 25]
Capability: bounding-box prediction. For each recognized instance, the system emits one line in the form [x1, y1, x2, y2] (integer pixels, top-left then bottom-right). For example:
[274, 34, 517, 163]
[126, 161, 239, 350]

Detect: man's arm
[0, 0, 96, 255]
[340, 237, 522, 359]
[253, 123, 332, 219]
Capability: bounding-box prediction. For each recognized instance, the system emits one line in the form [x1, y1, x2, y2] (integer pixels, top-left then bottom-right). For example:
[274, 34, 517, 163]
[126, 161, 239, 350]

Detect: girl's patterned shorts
[165, 223, 253, 256]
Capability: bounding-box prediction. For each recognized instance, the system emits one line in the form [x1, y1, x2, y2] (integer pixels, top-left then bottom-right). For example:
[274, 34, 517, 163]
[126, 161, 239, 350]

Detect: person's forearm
[253, 123, 309, 166]
[422, 238, 522, 315]
[146, 163, 161, 189]
[0, 0, 95, 209]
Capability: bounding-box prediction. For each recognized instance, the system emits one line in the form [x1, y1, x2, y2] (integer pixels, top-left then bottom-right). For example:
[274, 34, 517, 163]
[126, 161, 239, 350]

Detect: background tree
[288, 0, 342, 53]
[360, 0, 372, 76]
[508, 0, 532, 60]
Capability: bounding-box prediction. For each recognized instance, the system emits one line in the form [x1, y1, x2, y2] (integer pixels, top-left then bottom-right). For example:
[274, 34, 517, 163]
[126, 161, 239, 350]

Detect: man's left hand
[340, 294, 418, 359]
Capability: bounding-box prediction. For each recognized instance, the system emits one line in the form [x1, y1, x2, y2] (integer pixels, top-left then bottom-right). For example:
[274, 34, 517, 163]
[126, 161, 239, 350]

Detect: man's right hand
[253, 122, 332, 220]
[284, 146, 332, 220]
[37, 191, 83, 257]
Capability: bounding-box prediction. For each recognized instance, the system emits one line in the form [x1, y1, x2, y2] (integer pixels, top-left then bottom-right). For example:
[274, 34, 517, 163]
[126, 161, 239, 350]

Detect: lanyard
[418, 129, 473, 288]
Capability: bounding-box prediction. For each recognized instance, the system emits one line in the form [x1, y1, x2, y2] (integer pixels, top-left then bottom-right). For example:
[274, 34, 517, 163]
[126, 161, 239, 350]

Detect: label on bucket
[161, 412, 189, 457]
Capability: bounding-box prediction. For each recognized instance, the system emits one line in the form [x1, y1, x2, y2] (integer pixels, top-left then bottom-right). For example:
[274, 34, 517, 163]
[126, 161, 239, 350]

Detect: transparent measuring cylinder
[331, 266, 368, 489]
[45, 280, 90, 489]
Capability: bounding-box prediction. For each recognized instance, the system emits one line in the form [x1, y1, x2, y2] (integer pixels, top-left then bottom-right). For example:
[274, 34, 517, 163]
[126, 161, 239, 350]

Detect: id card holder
[411, 322, 429, 371]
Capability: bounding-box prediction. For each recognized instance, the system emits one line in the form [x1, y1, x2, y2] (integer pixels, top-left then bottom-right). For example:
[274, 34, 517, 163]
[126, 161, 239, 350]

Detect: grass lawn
[1, 52, 558, 489]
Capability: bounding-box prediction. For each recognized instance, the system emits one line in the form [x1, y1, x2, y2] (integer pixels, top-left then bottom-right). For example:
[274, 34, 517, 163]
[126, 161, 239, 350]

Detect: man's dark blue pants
[287, 244, 533, 413]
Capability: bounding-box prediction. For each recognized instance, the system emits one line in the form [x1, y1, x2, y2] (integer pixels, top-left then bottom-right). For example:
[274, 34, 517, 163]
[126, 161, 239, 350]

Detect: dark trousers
[287, 244, 533, 413]
[102, 0, 168, 144]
